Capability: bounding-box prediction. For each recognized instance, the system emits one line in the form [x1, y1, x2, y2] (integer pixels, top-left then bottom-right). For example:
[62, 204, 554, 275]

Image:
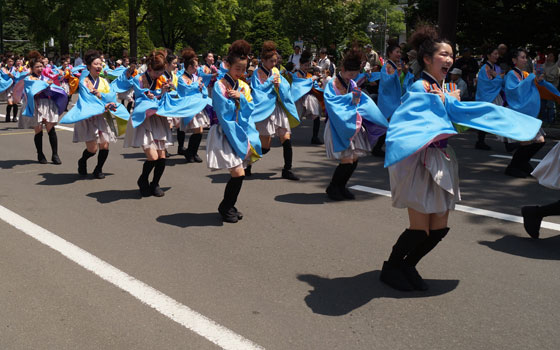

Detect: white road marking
[490, 154, 541, 163]
[350, 185, 560, 232]
[0, 204, 264, 350]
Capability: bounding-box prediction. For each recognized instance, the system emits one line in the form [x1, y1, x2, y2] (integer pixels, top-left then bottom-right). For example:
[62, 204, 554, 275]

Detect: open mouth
[442, 66, 450, 75]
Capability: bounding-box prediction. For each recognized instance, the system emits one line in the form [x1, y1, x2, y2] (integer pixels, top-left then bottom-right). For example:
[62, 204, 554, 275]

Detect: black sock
[282, 139, 293, 170]
[477, 131, 487, 143]
[388, 229, 429, 264]
[140, 160, 156, 180]
[537, 200, 560, 218]
[95, 149, 109, 171]
[403, 228, 449, 266]
[262, 148, 270, 155]
[12, 104, 18, 119]
[151, 158, 166, 186]
[330, 163, 346, 187]
[126, 101, 133, 112]
[220, 176, 245, 210]
[34, 132, 43, 154]
[177, 130, 185, 150]
[342, 161, 358, 187]
[81, 148, 96, 161]
[6, 105, 12, 121]
[188, 133, 203, 153]
[48, 127, 58, 155]
[509, 145, 528, 168]
[312, 118, 321, 138]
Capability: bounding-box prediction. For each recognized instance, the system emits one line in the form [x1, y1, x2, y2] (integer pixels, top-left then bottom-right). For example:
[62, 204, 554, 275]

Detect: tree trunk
[129, 0, 138, 58]
[438, 0, 458, 47]
[59, 15, 70, 54]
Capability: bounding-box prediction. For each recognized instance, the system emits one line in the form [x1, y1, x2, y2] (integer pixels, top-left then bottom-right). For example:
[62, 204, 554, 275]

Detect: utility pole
[438, 0, 458, 47]
[0, 1, 4, 54]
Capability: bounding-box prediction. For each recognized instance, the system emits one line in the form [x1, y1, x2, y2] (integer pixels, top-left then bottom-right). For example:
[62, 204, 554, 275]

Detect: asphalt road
[1, 115, 559, 350]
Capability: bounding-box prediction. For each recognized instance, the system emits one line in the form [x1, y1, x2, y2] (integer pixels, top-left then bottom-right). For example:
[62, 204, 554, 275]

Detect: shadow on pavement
[36, 172, 114, 185]
[121, 152, 147, 159]
[275, 192, 328, 205]
[0, 159, 37, 169]
[85, 188, 168, 203]
[479, 233, 560, 261]
[297, 270, 459, 316]
[156, 212, 224, 228]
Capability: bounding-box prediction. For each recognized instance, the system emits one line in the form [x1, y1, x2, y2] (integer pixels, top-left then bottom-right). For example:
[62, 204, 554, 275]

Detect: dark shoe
[219, 206, 239, 223]
[38, 153, 47, 164]
[520, 162, 534, 175]
[521, 206, 542, 239]
[78, 158, 87, 175]
[282, 169, 299, 181]
[93, 167, 105, 179]
[505, 166, 528, 178]
[379, 261, 414, 291]
[150, 183, 165, 197]
[184, 151, 195, 163]
[177, 147, 186, 156]
[402, 265, 429, 291]
[165, 150, 170, 158]
[193, 153, 203, 163]
[51, 154, 62, 165]
[233, 207, 243, 220]
[371, 148, 385, 157]
[326, 183, 345, 201]
[311, 136, 324, 145]
[475, 141, 492, 150]
[341, 187, 355, 200]
[137, 176, 151, 197]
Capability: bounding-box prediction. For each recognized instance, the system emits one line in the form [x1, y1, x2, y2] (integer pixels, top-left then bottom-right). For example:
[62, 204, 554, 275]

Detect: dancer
[157, 48, 212, 163]
[207, 40, 261, 223]
[323, 46, 388, 201]
[1, 56, 17, 122]
[504, 48, 546, 178]
[292, 50, 324, 145]
[474, 45, 504, 150]
[124, 50, 172, 197]
[373, 42, 402, 157]
[59, 49, 130, 179]
[21, 51, 68, 164]
[250, 41, 300, 180]
[380, 25, 542, 292]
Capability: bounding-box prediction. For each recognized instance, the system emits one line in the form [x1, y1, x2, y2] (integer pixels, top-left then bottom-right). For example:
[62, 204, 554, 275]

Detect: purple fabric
[428, 139, 448, 148]
[363, 119, 386, 145]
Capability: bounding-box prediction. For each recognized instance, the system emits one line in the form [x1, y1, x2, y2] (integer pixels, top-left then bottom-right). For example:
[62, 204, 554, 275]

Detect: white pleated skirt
[18, 98, 59, 128]
[123, 115, 172, 150]
[0, 85, 14, 101]
[296, 94, 321, 119]
[73, 113, 117, 144]
[532, 142, 560, 189]
[182, 110, 210, 131]
[117, 89, 134, 102]
[324, 121, 371, 160]
[206, 124, 251, 170]
[255, 102, 290, 137]
[389, 145, 460, 214]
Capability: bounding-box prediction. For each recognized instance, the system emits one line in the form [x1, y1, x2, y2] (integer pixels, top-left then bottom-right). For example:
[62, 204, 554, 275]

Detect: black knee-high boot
[5, 105, 12, 122]
[475, 131, 491, 150]
[505, 145, 530, 178]
[311, 118, 323, 144]
[93, 149, 109, 179]
[187, 133, 203, 163]
[326, 163, 349, 201]
[402, 228, 449, 290]
[218, 176, 245, 223]
[48, 127, 61, 164]
[372, 133, 386, 157]
[177, 130, 186, 155]
[12, 104, 18, 121]
[281, 139, 299, 180]
[340, 161, 358, 199]
[34, 131, 47, 163]
[521, 141, 545, 174]
[78, 149, 96, 175]
[522, 200, 560, 239]
[380, 229, 429, 291]
[150, 158, 166, 197]
[137, 160, 156, 197]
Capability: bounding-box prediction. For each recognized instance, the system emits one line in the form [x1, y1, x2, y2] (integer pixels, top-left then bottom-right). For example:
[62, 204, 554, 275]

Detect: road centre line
[0, 204, 264, 350]
[350, 185, 560, 232]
